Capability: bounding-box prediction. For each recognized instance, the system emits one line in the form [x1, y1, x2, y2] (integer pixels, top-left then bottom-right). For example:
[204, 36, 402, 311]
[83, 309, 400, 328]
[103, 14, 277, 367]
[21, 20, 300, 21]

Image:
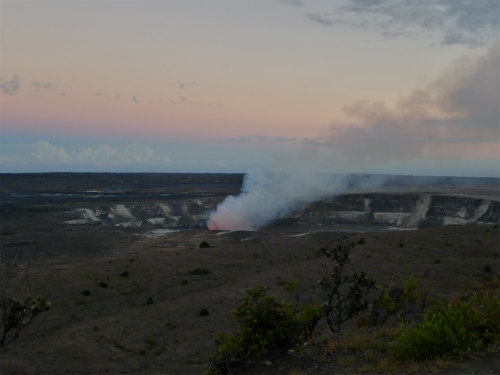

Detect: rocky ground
[0, 221, 499, 374]
[0, 173, 499, 374]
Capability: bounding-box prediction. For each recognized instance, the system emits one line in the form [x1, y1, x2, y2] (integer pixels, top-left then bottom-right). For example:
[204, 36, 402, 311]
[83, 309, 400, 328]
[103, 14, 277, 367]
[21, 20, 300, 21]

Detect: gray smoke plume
[205, 171, 487, 231]
[207, 172, 349, 231]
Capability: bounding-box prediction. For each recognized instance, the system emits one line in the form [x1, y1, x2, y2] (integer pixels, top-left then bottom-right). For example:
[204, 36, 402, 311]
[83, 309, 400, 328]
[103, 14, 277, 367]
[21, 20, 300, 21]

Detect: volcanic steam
[207, 172, 346, 231]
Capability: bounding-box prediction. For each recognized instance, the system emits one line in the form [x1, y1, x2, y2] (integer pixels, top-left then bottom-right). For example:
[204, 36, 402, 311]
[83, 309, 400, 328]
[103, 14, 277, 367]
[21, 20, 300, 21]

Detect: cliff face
[291, 193, 499, 229]
[65, 193, 499, 230]
[65, 197, 221, 229]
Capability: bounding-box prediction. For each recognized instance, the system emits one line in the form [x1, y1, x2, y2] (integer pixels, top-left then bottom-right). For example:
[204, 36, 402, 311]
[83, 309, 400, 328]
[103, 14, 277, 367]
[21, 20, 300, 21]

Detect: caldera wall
[288, 193, 498, 229]
[65, 192, 499, 230]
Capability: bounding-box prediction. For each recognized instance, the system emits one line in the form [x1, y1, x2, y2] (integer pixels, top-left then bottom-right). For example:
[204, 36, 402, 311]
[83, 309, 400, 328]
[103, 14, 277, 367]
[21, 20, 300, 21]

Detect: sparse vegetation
[296, 277, 500, 374]
[143, 336, 158, 349]
[404, 272, 419, 304]
[369, 273, 425, 326]
[207, 285, 321, 374]
[319, 238, 376, 333]
[1, 297, 51, 346]
[0, 256, 51, 347]
[199, 308, 209, 317]
[190, 268, 211, 275]
[379, 288, 399, 315]
[395, 282, 500, 360]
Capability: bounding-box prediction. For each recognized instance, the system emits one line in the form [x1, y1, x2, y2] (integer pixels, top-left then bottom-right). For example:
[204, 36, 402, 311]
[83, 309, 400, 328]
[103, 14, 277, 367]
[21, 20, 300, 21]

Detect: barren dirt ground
[1, 214, 499, 373]
[1, 173, 499, 374]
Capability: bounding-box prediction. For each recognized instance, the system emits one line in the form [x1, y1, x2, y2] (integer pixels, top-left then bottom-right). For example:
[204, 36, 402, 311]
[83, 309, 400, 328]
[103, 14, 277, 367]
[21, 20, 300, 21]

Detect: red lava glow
[207, 219, 224, 230]
[207, 217, 248, 231]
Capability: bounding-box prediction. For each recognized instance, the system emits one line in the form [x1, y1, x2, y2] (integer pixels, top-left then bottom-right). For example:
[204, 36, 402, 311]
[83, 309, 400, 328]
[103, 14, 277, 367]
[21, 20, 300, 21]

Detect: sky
[0, 0, 499, 176]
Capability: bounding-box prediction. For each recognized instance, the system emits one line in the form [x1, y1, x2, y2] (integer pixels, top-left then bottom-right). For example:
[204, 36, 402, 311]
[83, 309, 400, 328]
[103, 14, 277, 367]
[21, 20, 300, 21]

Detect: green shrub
[207, 285, 321, 374]
[379, 288, 398, 314]
[199, 308, 209, 317]
[357, 237, 365, 245]
[190, 268, 210, 275]
[283, 279, 303, 314]
[475, 287, 500, 345]
[1, 297, 51, 346]
[209, 332, 245, 374]
[199, 241, 210, 248]
[396, 299, 481, 359]
[404, 273, 418, 304]
[98, 281, 108, 288]
[395, 289, 500, 360]
[233, 285, 315, 354]
[82, 289, 91, 296]
[120, 270, 129, 277]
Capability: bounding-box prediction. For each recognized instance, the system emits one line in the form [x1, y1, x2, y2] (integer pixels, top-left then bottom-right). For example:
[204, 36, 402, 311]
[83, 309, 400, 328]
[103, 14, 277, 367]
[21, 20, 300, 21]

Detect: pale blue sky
[1, 0, 499, 176]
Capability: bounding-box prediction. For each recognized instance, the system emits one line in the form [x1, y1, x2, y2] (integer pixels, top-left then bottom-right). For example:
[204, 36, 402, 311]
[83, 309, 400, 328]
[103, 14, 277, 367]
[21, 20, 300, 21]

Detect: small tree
[1, 297, 51, 346]
[0, 255, 51, 347]
[207, 285, 321, 374]
[199, 241, 210, 248]
[320, 237, 375, 333]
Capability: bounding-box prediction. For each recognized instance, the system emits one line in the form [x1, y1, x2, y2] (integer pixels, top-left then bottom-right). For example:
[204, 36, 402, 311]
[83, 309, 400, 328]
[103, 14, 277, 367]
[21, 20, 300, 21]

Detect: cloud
[280, 0, 304, 7]
[32, 80, 55, 90]
[325, 40, 500, 163]
[306, 13, 334, 26]
[0, 142, 171, 170]
[0, 75, 21, 95]
[306, 0, 499, 46]
[34, 141, 71, 163]
[179, 81, 197, 89]
[0, 142, 71, 165]
[76, 144, 170, 166]
[221, 135, 300, 143]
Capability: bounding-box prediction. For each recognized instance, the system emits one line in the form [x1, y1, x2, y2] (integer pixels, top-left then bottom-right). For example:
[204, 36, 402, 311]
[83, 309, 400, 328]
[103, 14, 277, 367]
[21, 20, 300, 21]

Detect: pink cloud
[326, 40, 499, 163]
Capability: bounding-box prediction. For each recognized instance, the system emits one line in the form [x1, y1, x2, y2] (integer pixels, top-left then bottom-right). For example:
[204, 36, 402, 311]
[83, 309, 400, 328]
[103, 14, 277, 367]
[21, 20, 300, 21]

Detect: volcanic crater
[0, 173, 499, 374]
